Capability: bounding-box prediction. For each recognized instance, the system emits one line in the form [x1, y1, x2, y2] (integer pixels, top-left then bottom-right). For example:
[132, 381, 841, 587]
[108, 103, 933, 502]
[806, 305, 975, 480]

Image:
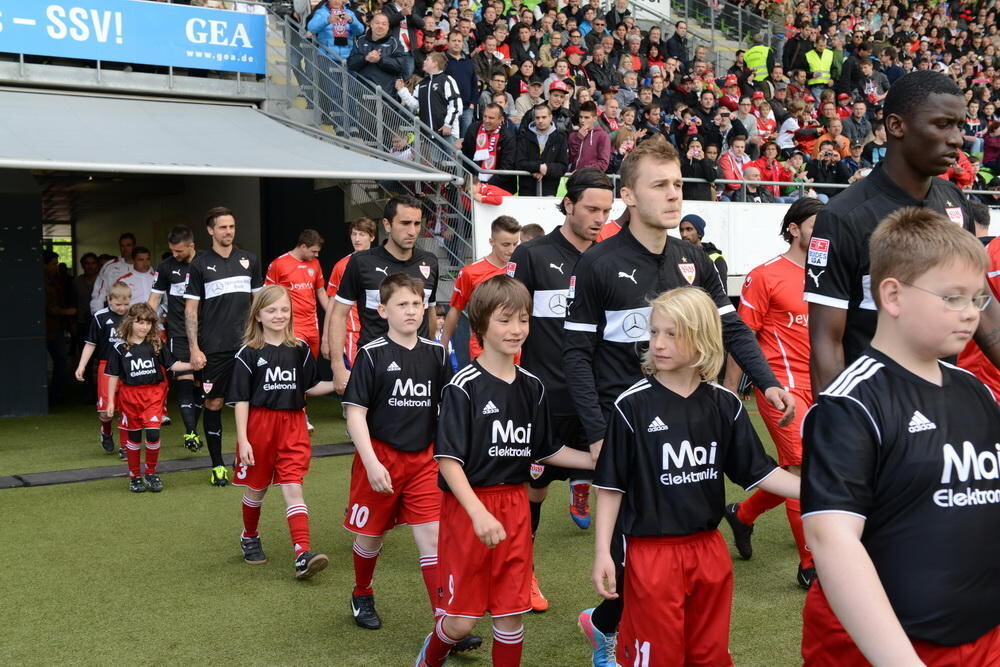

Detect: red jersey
[719, 93, 740, 111]
[450, 256, 507, 359]
[957, 238, 1000, 399]
[326, 253, 362, 363]
[738, 255, 811, 394]
[265, 253, 324, 335]
[596, 220, 622, 242]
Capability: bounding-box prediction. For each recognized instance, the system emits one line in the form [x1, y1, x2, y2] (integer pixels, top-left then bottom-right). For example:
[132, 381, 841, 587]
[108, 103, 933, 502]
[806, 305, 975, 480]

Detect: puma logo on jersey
[256, 357, 268, 367]
[375, 266, 389, 277]
[647, 416, 668, 432]
[618, 269, 638, 284]
[808, 269, 825, 287]
[482, 400, 500, 415]
[908, 410, 936, 433]
[207, 265, 217, 272]
[171, 270, 182, 276]
[387, 361, 401, 372]
[550, 262, 564, 275]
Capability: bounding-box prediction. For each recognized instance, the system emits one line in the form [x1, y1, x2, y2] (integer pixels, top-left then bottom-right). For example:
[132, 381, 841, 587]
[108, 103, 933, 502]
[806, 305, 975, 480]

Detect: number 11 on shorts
[348, 503, 370, 528]
[633, 639, 650, 667]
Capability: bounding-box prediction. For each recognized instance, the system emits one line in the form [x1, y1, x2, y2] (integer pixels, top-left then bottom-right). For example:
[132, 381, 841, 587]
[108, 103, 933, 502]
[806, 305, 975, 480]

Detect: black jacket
[586, 59, 618, 93]
[462, 122, 518, 193]
[665, 33, 689, 68]
[348, 32, 406, 95]
[681, 156, 719, 201]
[412, 71, 463, 135]
[515, 124, 570, 195]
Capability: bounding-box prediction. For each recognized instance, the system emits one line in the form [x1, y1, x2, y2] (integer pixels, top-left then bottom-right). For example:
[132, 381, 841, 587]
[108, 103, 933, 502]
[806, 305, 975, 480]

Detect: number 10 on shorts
[348, 503, 370, 528]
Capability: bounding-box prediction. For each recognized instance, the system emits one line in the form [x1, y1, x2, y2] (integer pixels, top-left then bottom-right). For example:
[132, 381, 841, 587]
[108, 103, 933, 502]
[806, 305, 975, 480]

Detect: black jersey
[85, 308, 124, 362]
[563, 226, 779, 444]
[332, 244, 439, 347]
[803, 165, 976, 366]
[508, 226, 587, 416]
[342, 336, 453, 452]
[227, 341, 319, 411]
[595, 378, 777, 537]
[105, 341, 176, 386]
[152, 253, 200, 340]
[184, 247, 263, 354]
[435, 362, 561, 490]
[802, 349, 1000, 646]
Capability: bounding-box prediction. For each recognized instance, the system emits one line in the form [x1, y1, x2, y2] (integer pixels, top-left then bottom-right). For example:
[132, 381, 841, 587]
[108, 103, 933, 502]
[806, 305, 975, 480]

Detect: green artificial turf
[1, 405, 804, 665]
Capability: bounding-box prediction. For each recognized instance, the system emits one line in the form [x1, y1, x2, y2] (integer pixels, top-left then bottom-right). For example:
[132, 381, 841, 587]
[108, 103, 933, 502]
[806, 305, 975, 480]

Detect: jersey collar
[867, 163, 942, 208]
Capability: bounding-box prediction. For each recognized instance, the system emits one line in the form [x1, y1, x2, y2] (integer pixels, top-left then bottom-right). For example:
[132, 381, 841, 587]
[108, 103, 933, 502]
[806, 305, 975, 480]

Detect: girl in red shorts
[105, 303, 192, 493]
[592, 288, 801, 667]
[229, 285, 335, 579]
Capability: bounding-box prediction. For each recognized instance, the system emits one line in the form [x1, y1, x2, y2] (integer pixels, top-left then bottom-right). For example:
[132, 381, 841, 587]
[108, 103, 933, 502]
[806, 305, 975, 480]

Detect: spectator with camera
[807, 140, 844, 200]
[680, 135, 719, 201]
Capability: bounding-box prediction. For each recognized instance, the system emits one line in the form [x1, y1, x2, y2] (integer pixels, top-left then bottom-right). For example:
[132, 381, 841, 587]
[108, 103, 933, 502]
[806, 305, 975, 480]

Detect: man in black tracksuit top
[566, 141, 794, 658]
[403, 52, 463, 139]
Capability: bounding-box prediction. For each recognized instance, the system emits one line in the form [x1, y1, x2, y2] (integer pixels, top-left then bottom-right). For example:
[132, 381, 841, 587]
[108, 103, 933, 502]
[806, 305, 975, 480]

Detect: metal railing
[264, 9, 478, 272]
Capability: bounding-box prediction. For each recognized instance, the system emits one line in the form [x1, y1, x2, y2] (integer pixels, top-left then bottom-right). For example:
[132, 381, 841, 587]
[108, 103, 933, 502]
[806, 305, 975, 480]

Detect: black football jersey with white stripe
[802, 348, 1000, 645]
[563, 226, 778, 444]
[152, 253, 201, 340]
[105, 342, 176, 386]
[508, 226, 586, 416]
[85, 308, 123, 362]
[184, 248, 262, 354]
[595, 377, 777, 536]
[333, 244, 439, 347]
[227, 341, 318, 411]
[342, 336, 452, 452]
[435, 361, 560, 489]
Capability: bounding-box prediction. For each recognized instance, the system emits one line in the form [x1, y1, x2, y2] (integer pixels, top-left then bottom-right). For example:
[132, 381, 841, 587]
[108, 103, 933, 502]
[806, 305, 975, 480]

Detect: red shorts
[343, 438, 441, 536]
[233, 408, 311, 491]
[754, 386, 811, 467]
[296, 327, 320, 358]
[803, 583, 1000, 666]
[618, 531, 734, 667]
[118, 382, 169, 430]
[97, 360, 111, 412]
[437, 484, 532, 619]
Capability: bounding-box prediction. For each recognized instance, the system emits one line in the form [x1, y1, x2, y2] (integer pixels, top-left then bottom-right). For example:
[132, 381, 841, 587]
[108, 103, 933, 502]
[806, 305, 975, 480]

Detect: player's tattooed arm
[184, 300, 206, 370]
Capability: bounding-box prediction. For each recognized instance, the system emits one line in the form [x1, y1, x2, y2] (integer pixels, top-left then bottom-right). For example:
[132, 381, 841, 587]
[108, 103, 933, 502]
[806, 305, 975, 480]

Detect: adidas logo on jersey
[150, 416, 159, 422]
[647, 416, 669, 432]
[387, 361, 401, 372]
[124, 351, 132, 358]
[482, 401, 500, 415]
[908, 411, 936, 433]
[257, 357, 268, 367]
[106, 319, 114, 325]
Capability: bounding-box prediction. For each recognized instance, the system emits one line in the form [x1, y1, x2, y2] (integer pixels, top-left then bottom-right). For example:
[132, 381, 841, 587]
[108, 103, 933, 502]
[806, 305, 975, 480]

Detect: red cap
[751, 90, 764, 99]
[724, 74, 738, 85]
[837, 92, 850, 101]
[804, 94, 816, 102]
[549, 80, 570, 93]
[564, 45, 586, 56]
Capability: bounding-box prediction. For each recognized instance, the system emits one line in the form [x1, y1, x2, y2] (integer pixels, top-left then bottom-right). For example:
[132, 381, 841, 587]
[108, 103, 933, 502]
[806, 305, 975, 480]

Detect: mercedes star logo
[622, 312, 647, 339]
[548, 293, 567, 316]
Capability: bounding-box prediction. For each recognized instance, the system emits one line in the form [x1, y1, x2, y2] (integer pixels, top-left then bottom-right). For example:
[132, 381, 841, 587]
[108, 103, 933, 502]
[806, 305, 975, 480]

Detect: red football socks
[737, 489, 785, 525]
[352, 541, 381, 597]
[100, 419, 112, 436]
[285, 504, 310, 556]
[144, 441, 160, 475]
[492, 625, 525, 667]
[785, 498, 813, 568]
[241, 495, 263, 538]
[125, 441, 142, 478]
[419, 555, 439, 613]
[422, 616, 458, 666]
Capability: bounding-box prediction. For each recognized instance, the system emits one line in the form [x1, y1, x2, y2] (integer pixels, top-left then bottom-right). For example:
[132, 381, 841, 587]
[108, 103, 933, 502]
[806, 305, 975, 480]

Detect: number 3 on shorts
[348, 503, 370, 528]
[236, 462, 249, 480]
[633, 639, 650, 667]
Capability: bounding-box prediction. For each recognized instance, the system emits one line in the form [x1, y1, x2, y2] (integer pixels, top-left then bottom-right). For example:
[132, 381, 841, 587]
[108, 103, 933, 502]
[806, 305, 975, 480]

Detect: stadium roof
[0, 89, 452, 182]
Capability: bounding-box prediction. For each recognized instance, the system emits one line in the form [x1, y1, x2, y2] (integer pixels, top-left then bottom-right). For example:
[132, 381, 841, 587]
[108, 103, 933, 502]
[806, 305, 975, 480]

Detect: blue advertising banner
[0, 0, 267, 74]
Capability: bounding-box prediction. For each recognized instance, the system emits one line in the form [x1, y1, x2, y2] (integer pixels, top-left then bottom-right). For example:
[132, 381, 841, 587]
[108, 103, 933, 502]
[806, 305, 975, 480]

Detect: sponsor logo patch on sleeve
[567, 275, 576, 300]
[505, 261, 517, 277]
[808, 237, 830, 267]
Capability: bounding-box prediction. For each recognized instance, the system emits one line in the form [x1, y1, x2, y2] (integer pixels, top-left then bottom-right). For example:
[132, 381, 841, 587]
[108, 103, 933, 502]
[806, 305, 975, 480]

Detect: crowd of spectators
[294, 0, 1000, 202]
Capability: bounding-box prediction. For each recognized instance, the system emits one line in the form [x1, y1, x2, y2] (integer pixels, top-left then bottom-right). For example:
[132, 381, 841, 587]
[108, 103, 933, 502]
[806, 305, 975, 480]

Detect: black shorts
[529, 414, 592, 488]
[201, 350, 235, 400]
[168, 338, 194, 376]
